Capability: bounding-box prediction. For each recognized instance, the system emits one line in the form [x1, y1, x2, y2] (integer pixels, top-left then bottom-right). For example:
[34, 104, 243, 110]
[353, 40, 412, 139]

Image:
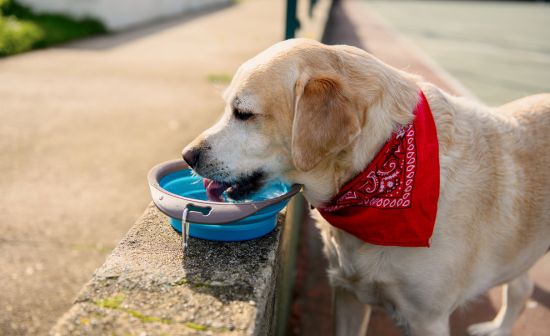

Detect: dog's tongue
[203, 178, 230, 202]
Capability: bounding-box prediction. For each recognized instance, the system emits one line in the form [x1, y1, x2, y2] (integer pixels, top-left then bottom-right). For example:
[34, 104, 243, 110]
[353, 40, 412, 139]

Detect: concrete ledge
[51, 204, 284, 335]
[49, 2, 332, 334]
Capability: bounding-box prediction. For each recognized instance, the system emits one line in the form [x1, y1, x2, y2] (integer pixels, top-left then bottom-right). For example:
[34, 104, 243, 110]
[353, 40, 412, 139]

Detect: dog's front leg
[333, 287, 371, 336]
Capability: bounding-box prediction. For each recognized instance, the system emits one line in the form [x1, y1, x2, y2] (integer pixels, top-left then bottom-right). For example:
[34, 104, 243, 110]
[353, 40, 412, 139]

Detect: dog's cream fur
[184, 39, 550, 336]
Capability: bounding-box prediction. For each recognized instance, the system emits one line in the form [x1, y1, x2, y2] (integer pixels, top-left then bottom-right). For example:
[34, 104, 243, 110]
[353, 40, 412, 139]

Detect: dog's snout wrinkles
[182, 148, 200, 168]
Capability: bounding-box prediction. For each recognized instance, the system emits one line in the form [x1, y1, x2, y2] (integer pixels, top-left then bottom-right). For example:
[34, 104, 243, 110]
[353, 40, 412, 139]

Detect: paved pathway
[0, 1, 283, 334]
[367, 0, 550, 105]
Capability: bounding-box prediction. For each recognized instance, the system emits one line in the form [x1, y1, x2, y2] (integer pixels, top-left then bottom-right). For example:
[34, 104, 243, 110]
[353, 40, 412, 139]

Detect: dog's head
[183, 39, 417, 204]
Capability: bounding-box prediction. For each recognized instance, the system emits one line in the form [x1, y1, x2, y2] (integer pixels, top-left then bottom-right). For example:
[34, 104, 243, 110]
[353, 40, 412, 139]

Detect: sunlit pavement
[0, 1, 284, 334]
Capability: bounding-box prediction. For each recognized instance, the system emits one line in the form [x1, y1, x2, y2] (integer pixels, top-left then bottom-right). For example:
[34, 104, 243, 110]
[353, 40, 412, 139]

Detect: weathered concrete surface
[50, 204, 284, 335]
[0, 1, 284, 335]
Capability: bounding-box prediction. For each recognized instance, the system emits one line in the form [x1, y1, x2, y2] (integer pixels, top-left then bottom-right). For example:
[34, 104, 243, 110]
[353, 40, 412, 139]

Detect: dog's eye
[233, 108, 254, 121]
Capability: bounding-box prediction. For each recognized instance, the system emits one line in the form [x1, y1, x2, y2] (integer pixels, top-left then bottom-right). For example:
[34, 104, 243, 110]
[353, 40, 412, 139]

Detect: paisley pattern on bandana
[324, 124, 417, 211]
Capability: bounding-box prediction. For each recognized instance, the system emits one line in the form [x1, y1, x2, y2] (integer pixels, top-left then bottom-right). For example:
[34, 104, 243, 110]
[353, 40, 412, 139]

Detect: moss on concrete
[94, 294, 125, 310]
[50, 205, 285, 335]
[184, 322, 208, 331]
[126, 309, 171, 324]
[92, 294, 172, 325]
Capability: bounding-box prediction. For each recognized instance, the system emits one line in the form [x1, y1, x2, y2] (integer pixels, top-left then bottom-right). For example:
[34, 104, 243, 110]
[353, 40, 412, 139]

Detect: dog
[182, 39, 550, 336]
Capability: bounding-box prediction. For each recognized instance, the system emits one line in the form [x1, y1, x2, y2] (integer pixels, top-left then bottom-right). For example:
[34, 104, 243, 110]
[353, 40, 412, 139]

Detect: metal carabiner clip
[181, 207, 190, 253]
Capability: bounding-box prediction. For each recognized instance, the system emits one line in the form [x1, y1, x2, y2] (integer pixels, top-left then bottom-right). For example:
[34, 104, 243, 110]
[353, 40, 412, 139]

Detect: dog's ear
[292, 75, 361, 171]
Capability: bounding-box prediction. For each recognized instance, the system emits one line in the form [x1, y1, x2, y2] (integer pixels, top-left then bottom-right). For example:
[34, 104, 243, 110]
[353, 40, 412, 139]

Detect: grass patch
[0, 15, 42, 55]
[0, 0, 106, 57]
[207, 73, 232, 84]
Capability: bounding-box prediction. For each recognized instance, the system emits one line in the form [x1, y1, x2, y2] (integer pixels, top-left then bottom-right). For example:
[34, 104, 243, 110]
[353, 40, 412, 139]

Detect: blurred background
[1, 0, 549, 335]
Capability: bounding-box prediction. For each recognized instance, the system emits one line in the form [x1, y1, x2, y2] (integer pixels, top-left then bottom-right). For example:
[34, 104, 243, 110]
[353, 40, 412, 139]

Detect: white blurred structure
[17, 0, 230, 30]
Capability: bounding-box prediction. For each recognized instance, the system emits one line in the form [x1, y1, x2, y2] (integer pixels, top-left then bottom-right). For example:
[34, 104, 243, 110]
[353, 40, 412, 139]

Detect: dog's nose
[182, 148, 200, 168]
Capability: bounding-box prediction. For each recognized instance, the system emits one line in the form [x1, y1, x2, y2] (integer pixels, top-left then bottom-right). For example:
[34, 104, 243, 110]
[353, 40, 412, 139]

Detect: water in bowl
[159, 169, 291, 241]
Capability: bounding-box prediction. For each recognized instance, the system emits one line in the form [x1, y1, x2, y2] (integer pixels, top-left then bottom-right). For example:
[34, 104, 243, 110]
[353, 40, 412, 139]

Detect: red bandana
[317, 91, 439, 247]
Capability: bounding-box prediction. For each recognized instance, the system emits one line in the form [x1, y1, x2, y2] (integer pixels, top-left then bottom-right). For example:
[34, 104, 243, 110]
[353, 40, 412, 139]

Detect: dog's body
[319, 86, 550, 336]
[183, 39, 550, 336]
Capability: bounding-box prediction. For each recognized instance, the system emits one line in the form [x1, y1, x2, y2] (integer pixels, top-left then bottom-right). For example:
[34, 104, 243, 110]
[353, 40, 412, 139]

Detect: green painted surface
[367, 0, 550, 105]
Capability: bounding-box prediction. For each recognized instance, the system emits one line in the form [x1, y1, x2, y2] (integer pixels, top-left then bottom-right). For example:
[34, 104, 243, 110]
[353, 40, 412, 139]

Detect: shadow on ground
[322, 0, 364, 50]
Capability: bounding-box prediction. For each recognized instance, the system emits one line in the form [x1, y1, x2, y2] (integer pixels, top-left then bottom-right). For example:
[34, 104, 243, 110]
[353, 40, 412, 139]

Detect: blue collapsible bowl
[148, 160, 301, 242]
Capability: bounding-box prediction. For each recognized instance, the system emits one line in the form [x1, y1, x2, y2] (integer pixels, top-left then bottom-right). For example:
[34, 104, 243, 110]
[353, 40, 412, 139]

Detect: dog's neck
[299, 71, 420, 207]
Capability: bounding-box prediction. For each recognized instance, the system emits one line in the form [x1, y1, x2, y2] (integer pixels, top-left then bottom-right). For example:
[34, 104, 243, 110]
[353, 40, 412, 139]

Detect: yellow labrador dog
[182, 39, 550, 336]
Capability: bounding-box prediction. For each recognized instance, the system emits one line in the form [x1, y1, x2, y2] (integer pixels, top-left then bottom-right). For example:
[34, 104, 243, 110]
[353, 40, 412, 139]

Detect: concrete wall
[50, 205, 287, 336]
[17, 0, 230, 30]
